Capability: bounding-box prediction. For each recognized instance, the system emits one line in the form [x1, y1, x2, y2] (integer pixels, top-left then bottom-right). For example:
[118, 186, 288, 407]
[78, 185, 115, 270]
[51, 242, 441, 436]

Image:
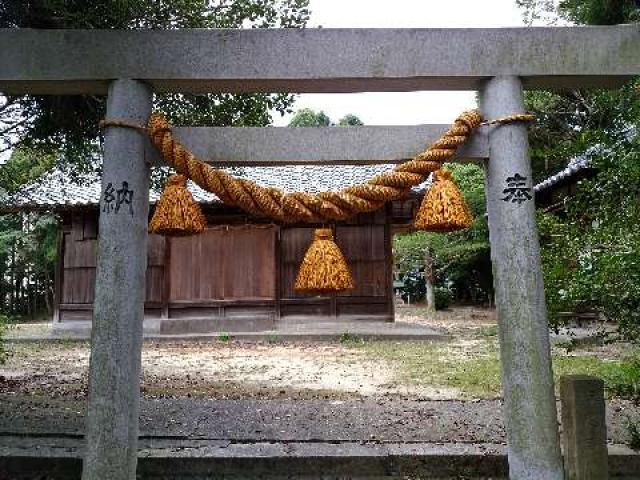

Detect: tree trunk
[43, 266, 52, 315]
[424, 247, 436, 312]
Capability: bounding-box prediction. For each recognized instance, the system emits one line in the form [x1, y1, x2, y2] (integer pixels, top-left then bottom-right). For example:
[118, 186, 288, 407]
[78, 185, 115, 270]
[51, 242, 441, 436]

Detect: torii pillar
[481, 75, 564, 480]
[82, 79, 152, 480]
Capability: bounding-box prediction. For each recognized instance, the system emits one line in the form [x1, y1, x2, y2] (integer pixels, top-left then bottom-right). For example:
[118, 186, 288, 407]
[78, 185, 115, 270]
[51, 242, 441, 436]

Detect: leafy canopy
[288, 108, 363, 127]
[0, 0, 311, 170]
[519, 0, 640, 339]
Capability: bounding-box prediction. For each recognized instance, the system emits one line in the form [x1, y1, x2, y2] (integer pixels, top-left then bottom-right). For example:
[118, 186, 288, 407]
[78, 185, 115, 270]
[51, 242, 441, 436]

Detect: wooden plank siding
[57, 207, 394, 328]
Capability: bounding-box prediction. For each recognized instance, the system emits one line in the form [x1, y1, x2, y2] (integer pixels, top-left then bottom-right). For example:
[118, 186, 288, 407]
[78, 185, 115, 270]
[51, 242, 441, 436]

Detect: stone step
[1, 437, 638, 479]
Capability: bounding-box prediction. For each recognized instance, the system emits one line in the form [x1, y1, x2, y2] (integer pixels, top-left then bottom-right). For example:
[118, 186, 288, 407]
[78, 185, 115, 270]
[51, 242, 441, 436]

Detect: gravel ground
[0, 395, 635, 445]
[0, 307, 636, 446]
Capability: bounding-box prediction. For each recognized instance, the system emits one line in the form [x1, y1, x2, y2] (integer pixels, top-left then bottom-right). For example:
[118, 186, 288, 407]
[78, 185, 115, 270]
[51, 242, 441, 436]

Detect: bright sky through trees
[276, 0, 526, 126]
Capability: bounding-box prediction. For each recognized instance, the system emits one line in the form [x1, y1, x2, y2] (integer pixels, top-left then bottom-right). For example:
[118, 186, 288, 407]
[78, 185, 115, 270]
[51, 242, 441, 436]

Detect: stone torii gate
[1, 26, 638, 480]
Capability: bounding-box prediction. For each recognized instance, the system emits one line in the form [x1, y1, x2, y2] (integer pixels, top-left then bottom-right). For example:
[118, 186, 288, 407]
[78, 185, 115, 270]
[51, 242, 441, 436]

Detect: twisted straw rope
[101, 110, 533, 223]
[145, 110, 482, 223]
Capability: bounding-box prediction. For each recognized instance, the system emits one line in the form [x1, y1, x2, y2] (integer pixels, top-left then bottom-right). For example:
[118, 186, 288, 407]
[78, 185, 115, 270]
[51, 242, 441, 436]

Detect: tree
[338, 114, 364, 127]
[0, 0, 311, 166]
[288, 108, 363, 127]
[517, 0, 640, 339]
[0, 147, 59, 320]
[394, 163, 493, 309]
[516, 0, 638, 26]
[288, 109, 333, 127]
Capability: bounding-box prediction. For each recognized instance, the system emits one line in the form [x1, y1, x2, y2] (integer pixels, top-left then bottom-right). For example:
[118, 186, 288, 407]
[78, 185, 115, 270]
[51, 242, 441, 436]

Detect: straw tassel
[149, 174, 206, 236]
[415, 169, 473, 232]
[294, 228, 355, 293]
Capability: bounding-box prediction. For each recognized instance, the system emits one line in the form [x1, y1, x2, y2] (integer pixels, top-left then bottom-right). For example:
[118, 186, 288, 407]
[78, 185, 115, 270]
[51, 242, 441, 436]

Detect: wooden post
[480, 76, 564, 480]
[560, 375, 609, 480]
[82, 79, 152, 480]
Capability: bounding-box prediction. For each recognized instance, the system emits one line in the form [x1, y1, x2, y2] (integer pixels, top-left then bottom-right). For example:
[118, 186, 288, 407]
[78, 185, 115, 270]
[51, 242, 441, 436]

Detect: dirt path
[1, 306, 637, 447]
[0, 395, 635, 445]
[1, 340, 460, 400]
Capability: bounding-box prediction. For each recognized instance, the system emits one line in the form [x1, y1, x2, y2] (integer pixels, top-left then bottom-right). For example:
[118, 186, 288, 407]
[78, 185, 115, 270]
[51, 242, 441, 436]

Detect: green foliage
[517, 0, 640, 339]
[358, 339, 640, 400]
[338, 114, 364, 127]
[434, 286, 452, 310]
[0, 146, 56, 194]
[526, 82, 640, 182]
[516, 0, 639, 26]
[0, 0, 310, 163]
[558, 0, 639, 24]
[604, 356, 640, 399]
[629, 421, 640, 450]
[0, 212, 58, 319]
[394, 163, 492, 304]
[538, 127, 640, 339]
[288, 108, 332, 127]
[287, 109, 363, 127]
[0, 147, 59, 320]
[339, 332, 363, 344]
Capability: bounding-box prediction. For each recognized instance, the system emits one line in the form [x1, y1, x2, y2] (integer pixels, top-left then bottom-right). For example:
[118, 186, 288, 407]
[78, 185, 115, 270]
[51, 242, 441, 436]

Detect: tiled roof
[533, 154, 592, 193]
[3, 164, 427, 209]
[534, 125, 637, 194]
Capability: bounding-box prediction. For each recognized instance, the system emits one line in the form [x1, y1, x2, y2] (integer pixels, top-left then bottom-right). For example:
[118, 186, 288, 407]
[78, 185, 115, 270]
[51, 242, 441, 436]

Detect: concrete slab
[8, 320, 449, 343]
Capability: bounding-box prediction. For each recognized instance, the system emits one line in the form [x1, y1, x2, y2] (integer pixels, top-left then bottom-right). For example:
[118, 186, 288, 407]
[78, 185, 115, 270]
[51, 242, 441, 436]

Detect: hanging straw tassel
[415, 169, 473, 232]
[149, 174, 206, 236]
[294, 228, 355, 293]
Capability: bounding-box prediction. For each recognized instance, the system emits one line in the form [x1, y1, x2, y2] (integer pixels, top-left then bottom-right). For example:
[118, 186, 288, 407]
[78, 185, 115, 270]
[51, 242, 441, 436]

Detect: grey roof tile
[3, 165, 428, 209]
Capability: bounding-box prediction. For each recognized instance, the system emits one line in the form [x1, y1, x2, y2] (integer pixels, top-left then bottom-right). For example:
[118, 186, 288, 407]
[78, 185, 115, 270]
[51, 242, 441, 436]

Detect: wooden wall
[56, 206, 394, 331]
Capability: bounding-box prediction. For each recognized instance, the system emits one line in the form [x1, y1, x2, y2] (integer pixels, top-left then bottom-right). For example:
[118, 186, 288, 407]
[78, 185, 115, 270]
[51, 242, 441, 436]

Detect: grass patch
[354, 339, 640, 399]
[477, 325, 499, 338]
[355, 340, 501, 397]
[339, 332, 364, 345]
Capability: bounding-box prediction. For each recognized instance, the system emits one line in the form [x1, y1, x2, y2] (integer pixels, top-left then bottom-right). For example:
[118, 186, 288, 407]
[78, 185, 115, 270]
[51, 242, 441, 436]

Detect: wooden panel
[63, 237, 96, 268]
[59, 308, 92, 322]
[168, 234, 198, 300]
[70, 213, 84, 242]
[60, 226, 166, 305]
[224, 227, 275, 299]
[280, 301, 332, 317]
[147, 234, 166, 266]
[197, 229, 225, 300]
[83, 214, 98, 240]
[169, 226, 276, 301]
[145, 266, 164, 304]
[336, 225, 387, 298]
[61, 267, 95, 304]
[280, 227, 315, 299]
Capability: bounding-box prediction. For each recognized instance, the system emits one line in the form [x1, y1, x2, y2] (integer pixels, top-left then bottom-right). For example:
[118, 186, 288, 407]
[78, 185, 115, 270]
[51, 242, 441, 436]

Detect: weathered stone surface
[480, 76, 564, 480]
[0, 26, 638, 94]
[81, 79, 152, 480]
[149, 124, 489, 166]
[560, 375, 609, 480]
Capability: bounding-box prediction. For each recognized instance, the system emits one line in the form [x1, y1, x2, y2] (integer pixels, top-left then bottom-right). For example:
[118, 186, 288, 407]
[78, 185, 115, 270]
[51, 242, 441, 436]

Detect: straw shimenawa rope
[294, 228, 355, 293]
[145, 110, 483, 223]
[100, 110, 534, 224]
